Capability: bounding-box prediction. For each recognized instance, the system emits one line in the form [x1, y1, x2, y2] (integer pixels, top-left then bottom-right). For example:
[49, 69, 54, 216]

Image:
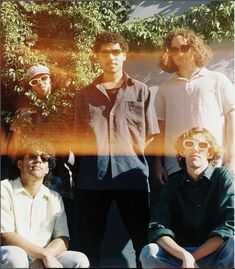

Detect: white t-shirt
[156, 67, 234, 175]
[1, 178, 69, 248]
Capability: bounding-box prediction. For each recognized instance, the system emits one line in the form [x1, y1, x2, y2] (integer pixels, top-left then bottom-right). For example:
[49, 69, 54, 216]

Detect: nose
[34, 155, 42, 163]
[194, 145, 200, 152]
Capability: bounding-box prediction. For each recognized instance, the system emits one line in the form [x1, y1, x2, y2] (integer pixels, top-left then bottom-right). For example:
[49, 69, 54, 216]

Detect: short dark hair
[175, 127, 223, 171]
[14, 138, 56, 187]
[93, 31, 128, 53]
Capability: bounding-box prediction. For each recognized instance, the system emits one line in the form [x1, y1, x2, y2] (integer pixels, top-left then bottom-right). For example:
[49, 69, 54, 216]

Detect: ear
[17, 160, 23, 170]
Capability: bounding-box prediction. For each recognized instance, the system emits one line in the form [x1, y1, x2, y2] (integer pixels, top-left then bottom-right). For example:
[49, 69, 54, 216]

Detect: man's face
[183, 134, 213, 169]
[95, 43, 126, 75]
[169, 35, 195, 69]
[29, 73, 51, 98]
[17, 151, 50, 182]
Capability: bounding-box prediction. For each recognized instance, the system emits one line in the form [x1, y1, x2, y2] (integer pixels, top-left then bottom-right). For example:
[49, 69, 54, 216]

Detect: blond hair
[175, 127, 223, 170]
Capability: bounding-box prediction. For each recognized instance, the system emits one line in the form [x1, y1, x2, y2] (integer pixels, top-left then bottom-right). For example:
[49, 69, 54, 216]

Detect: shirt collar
[180, 165, 215, 185]
[173, 67, 208, 81]
[93, 72, 134, 93]
[13, 177, 51, 198]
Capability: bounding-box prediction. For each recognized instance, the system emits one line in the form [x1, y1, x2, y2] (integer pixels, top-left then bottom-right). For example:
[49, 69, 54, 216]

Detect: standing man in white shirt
[154, 28, 234, 185]
[1, 139, 89, 268]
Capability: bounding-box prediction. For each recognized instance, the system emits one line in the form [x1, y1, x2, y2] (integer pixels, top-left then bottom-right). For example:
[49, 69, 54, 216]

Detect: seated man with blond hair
[140, 127, 234, 268]
[1, 139, 89, 268]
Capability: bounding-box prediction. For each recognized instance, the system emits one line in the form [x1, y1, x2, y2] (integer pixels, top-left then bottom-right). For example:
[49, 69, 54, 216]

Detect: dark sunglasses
[169, 45, 191, 54]
[183, 140, 210, 150]
[27, 153, 51, 162]
[99, 49, 123, 57]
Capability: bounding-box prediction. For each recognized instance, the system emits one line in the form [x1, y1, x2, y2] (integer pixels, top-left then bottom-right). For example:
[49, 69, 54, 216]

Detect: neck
[177, 65, 201, 79]
[187, 164, 208, 181]
[101, 71, 124, 90]
[20, 176, 43, 198]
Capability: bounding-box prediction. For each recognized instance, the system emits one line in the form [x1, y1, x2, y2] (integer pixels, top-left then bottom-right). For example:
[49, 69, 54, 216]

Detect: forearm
[156, 236, 189, 260]
[192, 236, 224, 261]
[1, 232, 47, 259]
[45, 237, 69, 257]
[157, 236, 197, 268]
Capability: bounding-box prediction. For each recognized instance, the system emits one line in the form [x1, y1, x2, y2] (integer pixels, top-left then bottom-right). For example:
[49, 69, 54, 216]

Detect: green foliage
[125, 0, 234, 50]
[1, 0, 234, 131]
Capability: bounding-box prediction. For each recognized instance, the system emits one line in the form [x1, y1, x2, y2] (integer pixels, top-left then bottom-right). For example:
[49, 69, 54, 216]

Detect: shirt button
[197, 204, 201, 208]
[196, 188, 199, 191]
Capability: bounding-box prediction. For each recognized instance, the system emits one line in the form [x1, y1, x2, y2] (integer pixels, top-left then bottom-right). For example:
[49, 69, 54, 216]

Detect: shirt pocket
[194, 88, 218, 108]
[125, 101, 144, 127]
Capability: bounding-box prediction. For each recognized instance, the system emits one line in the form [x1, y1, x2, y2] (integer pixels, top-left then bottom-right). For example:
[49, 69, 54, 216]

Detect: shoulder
[1, 179, 15, 199]
[203, 68, 232, 82]
[130, 77, 148, 89]
[48, 188, 63, 201]
[1, 179, 14, 190]
[213, 166, 234, 183]
[157, 75, 175, 92]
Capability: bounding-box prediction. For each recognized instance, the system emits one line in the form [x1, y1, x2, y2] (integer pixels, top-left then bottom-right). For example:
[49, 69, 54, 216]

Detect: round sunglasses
[29, 74, 50, 87]
[183, 139, 210, 150]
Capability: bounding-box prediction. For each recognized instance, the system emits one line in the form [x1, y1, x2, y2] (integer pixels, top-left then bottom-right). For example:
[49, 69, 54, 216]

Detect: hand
[181, 251, 198, 268]
[29, 259, 45, 269]
[42, 254, 63, 268]
[153, 163, 168, 186]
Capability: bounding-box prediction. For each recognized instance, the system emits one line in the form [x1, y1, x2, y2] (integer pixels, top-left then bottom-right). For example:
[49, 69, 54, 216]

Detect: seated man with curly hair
[140, 127, 234, 268]
[1, 139, 89, 268]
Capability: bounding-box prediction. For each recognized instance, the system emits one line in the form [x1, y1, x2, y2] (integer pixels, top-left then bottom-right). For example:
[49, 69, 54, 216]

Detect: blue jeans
[139, 237, 234, 268]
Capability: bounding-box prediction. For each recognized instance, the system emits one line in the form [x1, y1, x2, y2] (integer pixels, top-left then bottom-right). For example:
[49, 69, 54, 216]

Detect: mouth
[31, 166, 42, 170]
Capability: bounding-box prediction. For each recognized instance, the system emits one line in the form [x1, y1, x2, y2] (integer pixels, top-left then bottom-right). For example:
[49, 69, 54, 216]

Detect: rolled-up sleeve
[148, 183, 175, 243]
[209, 170, 234, 240]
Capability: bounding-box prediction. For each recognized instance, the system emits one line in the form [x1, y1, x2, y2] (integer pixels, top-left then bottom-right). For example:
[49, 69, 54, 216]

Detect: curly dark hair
[93, 31, 128, 53]
[175, 127, 223, 171]
[159, 28, 213, 73]
[13, 138, 56, 187]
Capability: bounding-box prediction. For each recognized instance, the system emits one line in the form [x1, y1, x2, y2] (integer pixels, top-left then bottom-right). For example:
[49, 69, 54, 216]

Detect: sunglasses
[29, 74, 50, 87]
[183, 140, 210, 150]
[27, 153, 51, 162]
[169, 45, 191, 54]
[99, 49, 123, 57]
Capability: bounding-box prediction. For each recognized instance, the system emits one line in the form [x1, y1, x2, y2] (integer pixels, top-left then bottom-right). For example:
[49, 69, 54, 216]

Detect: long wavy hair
[175, 127, 223, 171]
[159, 28, 213, 73]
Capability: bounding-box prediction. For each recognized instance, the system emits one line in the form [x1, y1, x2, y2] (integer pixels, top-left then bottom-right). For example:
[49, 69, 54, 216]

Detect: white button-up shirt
[156, 67, 235, 174]
[1, 178, 69, 248]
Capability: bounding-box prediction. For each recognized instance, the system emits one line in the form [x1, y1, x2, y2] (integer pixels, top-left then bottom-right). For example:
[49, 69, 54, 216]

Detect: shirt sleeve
[155, 86, 166, 121]
[148, 182, 175, 243]
[209, 168, 234, 240]
[1, 181, 15, 233]
[216, 72, 235, 115]
[52, 192, 70, 239]
[145, 88, 160, 136]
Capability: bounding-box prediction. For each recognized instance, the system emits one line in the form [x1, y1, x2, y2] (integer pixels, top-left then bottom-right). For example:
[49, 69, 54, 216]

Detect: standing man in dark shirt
[73, 31, 159, 267]
[140, 127, 234, 268]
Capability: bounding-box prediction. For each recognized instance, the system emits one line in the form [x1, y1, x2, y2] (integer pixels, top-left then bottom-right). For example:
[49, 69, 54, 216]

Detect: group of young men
[1, 28, 234, 268]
